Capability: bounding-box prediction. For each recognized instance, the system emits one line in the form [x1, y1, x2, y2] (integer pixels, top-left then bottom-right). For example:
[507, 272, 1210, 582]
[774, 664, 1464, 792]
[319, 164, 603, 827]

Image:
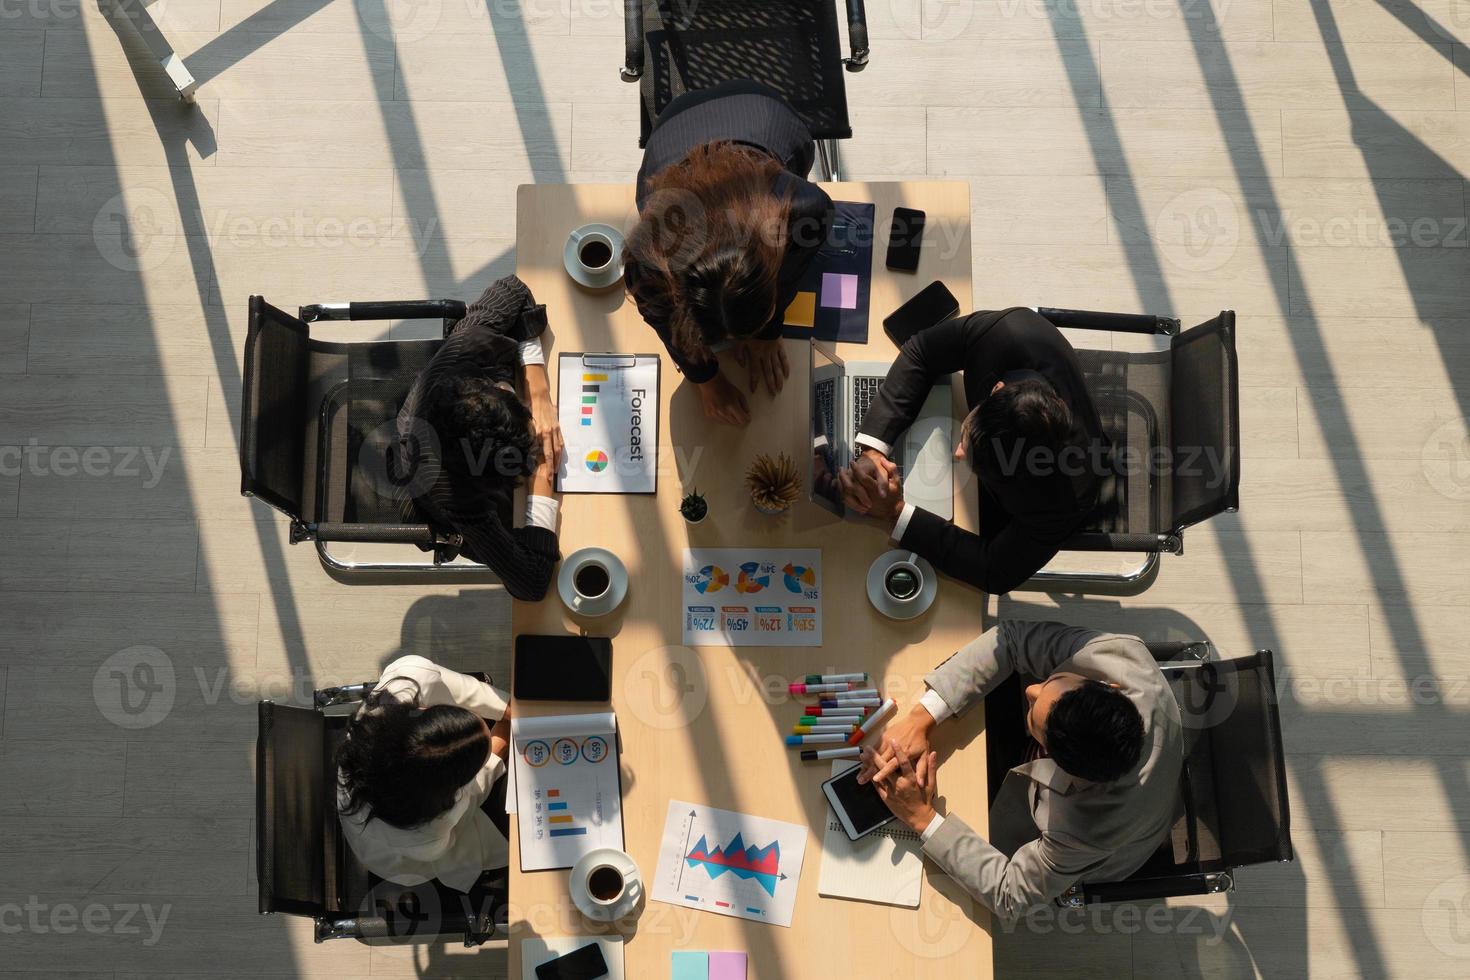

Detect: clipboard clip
[581, 353, 639, 370]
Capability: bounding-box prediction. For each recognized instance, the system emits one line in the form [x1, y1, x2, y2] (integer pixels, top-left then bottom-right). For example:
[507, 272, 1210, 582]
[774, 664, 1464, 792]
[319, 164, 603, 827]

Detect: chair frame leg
[817, 139, 843, 181]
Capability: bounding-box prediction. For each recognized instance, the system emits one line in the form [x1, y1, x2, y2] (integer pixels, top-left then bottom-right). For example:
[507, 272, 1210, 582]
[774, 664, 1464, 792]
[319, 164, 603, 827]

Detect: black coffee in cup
[885, 566, 919, 600]
[575, 563, 610, 598]
[588, 865, 624, 902]
[580, 239, 613, 270]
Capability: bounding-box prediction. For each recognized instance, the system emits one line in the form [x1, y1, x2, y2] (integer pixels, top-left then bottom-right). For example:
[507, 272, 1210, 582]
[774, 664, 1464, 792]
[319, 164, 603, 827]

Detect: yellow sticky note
[784, 290, 816, 328]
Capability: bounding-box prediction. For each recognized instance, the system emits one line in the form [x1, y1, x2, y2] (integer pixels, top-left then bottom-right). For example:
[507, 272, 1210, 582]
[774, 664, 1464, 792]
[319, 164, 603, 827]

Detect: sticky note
[783, 290, 816, 328]
[708, 951, 748, 980]
[821, 272, 858, 310]
[671, 951, 710, 980]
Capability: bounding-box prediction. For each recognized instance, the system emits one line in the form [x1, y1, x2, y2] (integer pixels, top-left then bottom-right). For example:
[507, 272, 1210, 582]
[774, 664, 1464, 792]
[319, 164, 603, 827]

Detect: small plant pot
[680, 492, 708, 526]
[683, 509, 707, 526]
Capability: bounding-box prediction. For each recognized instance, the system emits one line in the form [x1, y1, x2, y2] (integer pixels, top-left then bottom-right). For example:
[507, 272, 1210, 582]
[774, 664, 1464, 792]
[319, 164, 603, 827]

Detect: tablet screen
[824, 765, 896, 839]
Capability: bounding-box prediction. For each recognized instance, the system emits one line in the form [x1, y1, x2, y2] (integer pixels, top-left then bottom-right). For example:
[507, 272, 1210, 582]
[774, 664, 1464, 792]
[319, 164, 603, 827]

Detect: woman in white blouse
[336, 655, 512, 892]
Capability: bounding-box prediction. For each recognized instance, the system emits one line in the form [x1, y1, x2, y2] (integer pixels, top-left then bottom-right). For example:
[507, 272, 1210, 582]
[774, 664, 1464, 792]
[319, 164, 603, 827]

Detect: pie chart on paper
[584, 449, 609, 473]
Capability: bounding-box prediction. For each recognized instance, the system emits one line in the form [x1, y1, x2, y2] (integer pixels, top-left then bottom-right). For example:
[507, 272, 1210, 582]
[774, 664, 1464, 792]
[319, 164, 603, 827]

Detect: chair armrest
[1074, 871, 1231, 906]
[312, 522, 438, 546]
[1037, 307, 1180, 336]
[1058, 532, 1179, 553]
[844, 0, 870, 71]
[299, 300, 467, 323]
[621, 0, 644, 80]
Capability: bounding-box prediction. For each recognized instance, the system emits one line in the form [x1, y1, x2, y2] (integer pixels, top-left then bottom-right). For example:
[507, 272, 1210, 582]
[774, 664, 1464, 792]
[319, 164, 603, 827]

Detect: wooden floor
[0, 1, 1467, 976]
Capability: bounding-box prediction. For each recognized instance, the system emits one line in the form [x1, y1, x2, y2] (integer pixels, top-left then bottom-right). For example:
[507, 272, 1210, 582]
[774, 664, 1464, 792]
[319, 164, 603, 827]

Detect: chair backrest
[1168, 651, 1293, 870]
[1072, 347, 1171, 537]
[1169, 311, 1240, 531]
[240, 297, 312, 521]
[256, 700, 327, 917]
[637, 0, 852, 143]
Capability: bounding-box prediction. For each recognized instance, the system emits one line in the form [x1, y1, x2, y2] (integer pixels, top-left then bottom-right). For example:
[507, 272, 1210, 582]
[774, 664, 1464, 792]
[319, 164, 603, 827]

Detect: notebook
[816, 762, 925, 908]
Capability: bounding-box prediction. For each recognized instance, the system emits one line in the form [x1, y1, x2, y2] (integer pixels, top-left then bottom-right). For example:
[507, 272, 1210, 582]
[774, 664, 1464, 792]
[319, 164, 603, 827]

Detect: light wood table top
[510, 180, 992, 978]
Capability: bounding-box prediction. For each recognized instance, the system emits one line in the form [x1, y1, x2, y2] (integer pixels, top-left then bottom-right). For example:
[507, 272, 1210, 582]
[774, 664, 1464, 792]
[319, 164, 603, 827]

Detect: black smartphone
[514, 635, 613, 702]
[883, 280, 960, 348]
[885, 207, 926, 272]
[821, 764, 897, 841]
[535, 942, 610, 980]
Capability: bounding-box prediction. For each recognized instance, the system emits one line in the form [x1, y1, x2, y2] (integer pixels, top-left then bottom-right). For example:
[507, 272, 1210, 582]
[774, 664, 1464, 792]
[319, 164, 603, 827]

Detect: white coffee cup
[883, 553, 925, 603]
[570, 558, 611, 611]
[571, 848, 643, 922]
[575, 230, 616, 276]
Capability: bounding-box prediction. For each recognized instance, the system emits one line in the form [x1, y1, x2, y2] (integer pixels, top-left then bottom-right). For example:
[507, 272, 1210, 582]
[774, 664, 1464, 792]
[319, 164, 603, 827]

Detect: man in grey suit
[858, 620, 1183, 926]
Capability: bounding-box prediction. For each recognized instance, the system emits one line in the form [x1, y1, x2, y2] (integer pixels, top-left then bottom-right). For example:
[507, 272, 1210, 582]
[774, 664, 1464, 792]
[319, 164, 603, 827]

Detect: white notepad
[817, 762, 925, 908]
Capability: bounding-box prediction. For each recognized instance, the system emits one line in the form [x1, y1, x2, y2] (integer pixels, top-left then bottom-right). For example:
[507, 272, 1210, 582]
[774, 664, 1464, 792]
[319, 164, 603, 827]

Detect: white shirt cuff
[919, 688, 954, 726]
[890, 502, 918, 543]
[525, 494, 560, 530]
[517, 336, 545, 366]
[920, 812, 946, 844]
[854, 433, 894, 458]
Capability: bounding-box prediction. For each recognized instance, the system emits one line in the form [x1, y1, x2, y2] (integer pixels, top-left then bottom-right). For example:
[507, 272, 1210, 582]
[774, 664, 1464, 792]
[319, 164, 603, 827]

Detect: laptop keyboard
[851, 376, 882, 435]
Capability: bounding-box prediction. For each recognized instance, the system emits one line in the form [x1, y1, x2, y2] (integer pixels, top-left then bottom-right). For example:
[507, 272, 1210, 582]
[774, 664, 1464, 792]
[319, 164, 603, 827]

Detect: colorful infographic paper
[652, 800, 809, 928]
[511, 711, 624, 871]
[557, 353, 659, 494]
[681, 548, 822, 647]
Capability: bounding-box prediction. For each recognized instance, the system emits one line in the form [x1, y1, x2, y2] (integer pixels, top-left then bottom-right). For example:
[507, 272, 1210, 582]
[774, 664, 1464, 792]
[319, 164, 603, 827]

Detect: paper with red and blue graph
[652, 800, 808, 928]
[681, 548, 822, 647]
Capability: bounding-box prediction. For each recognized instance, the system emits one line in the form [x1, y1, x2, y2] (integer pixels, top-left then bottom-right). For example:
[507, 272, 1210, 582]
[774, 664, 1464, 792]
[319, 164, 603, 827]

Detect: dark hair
[964, 378, 1073, 474]
[626, 141, 791, 361]
[337, 681, 491, 829]
[1044, 680, 1145, 784]
[418, 373, 539, 495]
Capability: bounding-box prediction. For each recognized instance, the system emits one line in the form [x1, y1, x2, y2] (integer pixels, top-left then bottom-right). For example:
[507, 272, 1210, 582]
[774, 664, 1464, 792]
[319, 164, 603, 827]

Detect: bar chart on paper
[556, 353, 660, 493]
[651, 801, 808, 927]
[513, 713, 624, 871]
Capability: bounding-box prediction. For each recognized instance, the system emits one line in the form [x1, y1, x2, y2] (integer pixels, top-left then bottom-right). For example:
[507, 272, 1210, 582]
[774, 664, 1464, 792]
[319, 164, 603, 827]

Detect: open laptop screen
[809, 342, 845, 516]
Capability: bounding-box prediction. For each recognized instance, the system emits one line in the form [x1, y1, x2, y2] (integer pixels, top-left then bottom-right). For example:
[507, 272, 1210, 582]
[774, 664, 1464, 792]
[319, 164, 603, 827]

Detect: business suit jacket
[920, 621, 1183, 927]
[624, 79, 834, 383]
[858, 307, 1107, 595]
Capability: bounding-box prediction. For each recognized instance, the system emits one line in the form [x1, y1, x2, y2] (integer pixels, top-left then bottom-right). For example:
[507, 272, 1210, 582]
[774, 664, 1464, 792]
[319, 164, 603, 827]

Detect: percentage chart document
[511, 711, 623, 872]
[681, 548, 822, 647]
[651, 800, 809, 928]
[556, 353, 660, 494]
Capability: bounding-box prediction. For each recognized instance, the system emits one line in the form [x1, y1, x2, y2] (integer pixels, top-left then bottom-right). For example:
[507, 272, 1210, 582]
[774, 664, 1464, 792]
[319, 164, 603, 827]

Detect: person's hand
[857, 704, 936, 782]
[489, 715, 511, 762]
[530, 455, 557, 498]
[734, 337, 791, 396]
[697, 372, 752, 426]
[839, 449, 903, 520]
[864, 739, 940, 835]
[523, 365, 564, 466]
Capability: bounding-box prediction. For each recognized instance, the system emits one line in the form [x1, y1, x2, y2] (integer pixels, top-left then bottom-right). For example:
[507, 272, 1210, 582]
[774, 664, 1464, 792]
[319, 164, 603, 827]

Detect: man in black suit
[839, 307, 1107, 596]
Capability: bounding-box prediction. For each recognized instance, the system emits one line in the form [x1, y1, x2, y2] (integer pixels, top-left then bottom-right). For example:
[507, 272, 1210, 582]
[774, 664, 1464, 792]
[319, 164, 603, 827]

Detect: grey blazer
[921, 621, 1183, 926]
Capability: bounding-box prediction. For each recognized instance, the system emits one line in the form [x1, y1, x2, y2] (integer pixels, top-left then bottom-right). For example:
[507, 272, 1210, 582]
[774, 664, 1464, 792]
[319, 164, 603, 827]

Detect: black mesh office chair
[1021, 309, 1241, 596]
[619, 0, 870, 180]
[256, 680, 509, 945]
[239, 295, 505, 578]
[1055, 641, 1293, 906]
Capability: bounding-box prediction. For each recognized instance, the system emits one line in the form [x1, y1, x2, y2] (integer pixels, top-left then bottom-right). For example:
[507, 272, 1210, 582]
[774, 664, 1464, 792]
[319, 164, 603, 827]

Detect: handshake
[837, 447, 906, 522]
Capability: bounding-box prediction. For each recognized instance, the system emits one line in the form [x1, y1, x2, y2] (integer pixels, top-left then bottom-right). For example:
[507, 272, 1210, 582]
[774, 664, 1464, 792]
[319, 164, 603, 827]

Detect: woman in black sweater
[624, 79, 834, 426]
[392, 276, 563, 601]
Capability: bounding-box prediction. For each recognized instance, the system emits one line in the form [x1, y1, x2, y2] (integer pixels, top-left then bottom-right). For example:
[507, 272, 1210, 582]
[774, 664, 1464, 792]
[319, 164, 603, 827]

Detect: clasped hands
[857, 704, 942, 835]
[838, 447, 905, 522]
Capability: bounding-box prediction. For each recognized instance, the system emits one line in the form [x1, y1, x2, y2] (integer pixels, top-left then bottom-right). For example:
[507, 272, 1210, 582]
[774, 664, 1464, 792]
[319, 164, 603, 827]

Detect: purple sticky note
[708, 951, 747, 980]
[820, 272, 859, 310]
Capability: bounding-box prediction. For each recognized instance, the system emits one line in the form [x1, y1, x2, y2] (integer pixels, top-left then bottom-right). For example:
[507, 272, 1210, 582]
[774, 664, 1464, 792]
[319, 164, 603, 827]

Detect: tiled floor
[0, 1, 1467, 976]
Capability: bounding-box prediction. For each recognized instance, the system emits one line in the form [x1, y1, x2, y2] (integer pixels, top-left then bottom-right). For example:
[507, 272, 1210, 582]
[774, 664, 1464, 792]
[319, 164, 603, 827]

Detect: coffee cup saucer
[558, 547, 628, 618]
[563, 223, 626, 290]
[570, 847, 642, 923]
[867, 550, 938, 621]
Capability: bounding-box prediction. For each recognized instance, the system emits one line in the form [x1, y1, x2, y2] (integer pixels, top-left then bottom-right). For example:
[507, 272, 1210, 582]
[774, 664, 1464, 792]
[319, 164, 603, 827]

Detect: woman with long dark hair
[336, 656, 511, 891]
[625, 80, 834, 426]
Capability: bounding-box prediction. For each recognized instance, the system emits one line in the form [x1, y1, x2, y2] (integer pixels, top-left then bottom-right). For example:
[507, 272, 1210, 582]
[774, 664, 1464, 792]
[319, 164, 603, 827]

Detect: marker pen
[825, 688, 879, 699]
[800, 746, 863, 761]
[785, 733, 850, 746]
[804, 673, 868, 685]
[802, 705, 873, 717]
[792, 724, 858, 735]
[788, 682, 860, 695]
[819, 698, 881, 709]
[799, 714, 866, 725]
[847, 698, 897, 746]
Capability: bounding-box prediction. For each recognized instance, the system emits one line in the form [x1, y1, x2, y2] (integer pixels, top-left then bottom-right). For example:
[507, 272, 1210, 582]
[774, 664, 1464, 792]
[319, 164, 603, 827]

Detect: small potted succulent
[746, 451, 801, 516]
[680, 488, 708, 525]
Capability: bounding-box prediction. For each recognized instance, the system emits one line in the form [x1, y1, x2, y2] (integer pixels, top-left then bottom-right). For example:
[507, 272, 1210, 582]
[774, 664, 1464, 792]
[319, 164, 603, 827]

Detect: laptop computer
[809, 340, 954, 520]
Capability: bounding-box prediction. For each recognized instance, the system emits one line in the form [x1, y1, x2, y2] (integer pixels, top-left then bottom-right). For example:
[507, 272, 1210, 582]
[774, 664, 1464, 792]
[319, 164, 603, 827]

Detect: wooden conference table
[509, 181, 993, 978]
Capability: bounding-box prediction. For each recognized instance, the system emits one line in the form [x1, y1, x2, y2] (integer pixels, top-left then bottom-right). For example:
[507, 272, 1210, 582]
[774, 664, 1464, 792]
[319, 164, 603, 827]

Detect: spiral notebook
[816, 762, 925, 908]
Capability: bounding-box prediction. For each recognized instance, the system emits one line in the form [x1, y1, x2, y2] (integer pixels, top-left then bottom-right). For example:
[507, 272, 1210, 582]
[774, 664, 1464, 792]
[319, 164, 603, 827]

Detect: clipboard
[556, 352, 661, 494]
